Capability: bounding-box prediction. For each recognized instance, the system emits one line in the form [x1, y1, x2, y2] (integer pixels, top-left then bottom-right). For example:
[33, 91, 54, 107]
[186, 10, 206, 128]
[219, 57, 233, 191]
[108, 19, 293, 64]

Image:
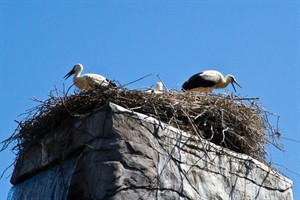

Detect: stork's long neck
[73, 67, 83, 79]
[218, 75, 231, 88]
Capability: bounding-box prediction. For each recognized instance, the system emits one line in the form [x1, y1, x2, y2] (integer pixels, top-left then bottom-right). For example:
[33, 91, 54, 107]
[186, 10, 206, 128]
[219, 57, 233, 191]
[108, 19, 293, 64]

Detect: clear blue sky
[1, 1, 299, 199]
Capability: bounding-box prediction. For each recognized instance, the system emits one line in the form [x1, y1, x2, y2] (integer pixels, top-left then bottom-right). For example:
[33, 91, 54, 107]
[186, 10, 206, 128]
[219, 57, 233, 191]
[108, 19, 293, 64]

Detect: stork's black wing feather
[106, 79, 117, 87]
[182, 72, 218, 90]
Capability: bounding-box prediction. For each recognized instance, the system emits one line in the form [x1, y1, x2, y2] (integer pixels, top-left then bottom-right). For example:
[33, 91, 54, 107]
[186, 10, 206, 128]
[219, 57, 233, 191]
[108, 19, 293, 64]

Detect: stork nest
[2, 86, 281, 163]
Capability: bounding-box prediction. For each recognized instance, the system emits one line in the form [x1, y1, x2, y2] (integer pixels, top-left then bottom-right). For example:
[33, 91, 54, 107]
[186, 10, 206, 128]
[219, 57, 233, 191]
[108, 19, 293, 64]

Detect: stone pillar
[10, 103, 293, 200]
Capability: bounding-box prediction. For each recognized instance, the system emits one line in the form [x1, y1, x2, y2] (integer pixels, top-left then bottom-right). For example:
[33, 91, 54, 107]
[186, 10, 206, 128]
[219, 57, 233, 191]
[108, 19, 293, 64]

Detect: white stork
[64, 64, 116, 90]
[145, 82, 163, 94]
[182, 70, 242, 92]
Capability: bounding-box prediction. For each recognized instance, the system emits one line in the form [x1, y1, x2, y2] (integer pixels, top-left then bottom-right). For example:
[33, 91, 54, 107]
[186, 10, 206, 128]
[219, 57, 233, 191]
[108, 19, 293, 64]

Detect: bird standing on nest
[182, 70, 242, 92]
[64, 64, 116, 90]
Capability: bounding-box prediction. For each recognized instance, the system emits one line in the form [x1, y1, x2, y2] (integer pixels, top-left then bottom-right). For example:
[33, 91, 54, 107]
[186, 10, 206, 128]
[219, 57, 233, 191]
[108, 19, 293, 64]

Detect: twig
[156, 73, 169, 92]
[120, 73, 152, 87]
[0, 162, 14, 180]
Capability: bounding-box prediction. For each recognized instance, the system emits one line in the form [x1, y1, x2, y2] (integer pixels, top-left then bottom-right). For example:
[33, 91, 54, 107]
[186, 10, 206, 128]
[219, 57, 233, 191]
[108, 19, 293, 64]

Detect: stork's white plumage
[182, 70, 242, 92]
[145, 82, 163, 94]
[64, 64, 116, 90]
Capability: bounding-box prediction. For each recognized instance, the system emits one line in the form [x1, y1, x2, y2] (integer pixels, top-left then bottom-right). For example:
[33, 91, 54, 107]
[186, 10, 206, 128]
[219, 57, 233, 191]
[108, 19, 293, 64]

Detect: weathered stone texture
[11, 103, 293, 200]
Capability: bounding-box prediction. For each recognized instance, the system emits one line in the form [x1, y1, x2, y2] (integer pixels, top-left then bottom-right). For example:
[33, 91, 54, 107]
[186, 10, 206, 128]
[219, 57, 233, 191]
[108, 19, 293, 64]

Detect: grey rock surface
[11, 103, 293, 200]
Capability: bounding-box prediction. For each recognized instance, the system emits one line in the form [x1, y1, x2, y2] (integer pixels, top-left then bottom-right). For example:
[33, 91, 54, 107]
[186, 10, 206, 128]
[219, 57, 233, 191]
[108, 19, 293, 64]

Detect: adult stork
[64, 63, 116, 90]
[145, 82, 163, 94]
[182, 70, 242, 92]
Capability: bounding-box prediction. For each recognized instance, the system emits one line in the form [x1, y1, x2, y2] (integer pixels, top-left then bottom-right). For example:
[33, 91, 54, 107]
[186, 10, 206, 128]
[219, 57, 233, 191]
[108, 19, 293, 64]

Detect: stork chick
[145, 82, 163, 94]
[182, 70, 242, 92]
[64, 64, 116, 90]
